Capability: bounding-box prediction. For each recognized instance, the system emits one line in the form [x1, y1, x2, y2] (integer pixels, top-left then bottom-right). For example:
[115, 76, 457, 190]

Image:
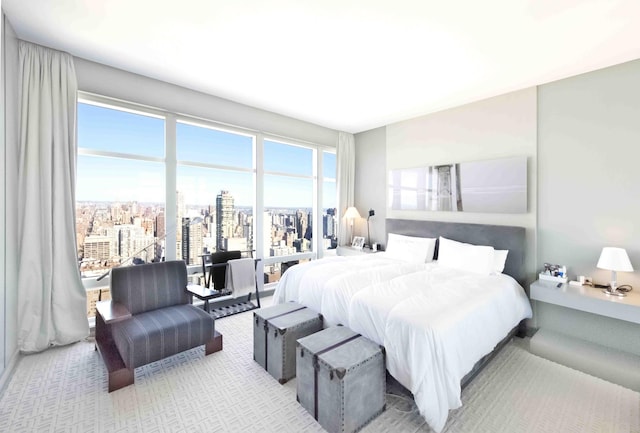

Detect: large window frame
[78, 92, 336, 294]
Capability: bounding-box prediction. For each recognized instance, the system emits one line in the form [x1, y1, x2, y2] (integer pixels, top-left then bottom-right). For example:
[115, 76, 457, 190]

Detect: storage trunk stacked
[253, 303, 323, 384]
[296, 326, 386, 433]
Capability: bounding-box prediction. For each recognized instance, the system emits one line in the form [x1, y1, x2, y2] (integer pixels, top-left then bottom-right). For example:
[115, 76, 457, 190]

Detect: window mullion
[165, 114, 177, 261]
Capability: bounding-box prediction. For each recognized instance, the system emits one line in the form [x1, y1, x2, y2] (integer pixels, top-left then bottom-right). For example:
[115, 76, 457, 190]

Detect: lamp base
[602, 288, 627, 298]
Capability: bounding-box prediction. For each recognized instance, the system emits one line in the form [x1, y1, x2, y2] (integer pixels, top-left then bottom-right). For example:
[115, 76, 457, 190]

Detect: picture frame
[351, 236, 365, 250]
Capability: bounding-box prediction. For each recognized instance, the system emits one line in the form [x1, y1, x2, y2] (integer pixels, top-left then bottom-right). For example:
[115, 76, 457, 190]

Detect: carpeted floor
[0, 299, 638, 433]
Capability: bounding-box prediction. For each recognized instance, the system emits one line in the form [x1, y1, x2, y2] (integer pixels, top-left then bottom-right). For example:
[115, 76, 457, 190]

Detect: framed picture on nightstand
[351, 236, 365, 250]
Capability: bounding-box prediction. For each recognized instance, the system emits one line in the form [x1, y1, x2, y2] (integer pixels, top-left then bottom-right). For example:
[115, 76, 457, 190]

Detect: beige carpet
[0, 301, 638, 433]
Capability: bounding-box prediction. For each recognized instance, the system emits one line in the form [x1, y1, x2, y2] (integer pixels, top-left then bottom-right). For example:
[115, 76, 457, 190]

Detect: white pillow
[385, 233, 436, 263]
[437, 237, 496, 275]
[493, 250, 509, 274]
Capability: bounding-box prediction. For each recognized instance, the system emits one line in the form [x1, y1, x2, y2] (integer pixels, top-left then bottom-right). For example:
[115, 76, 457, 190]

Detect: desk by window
[186, 284, 230, 313]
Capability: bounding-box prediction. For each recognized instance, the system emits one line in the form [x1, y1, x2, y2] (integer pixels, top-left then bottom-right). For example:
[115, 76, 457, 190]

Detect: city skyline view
[76, 192, 338, 277]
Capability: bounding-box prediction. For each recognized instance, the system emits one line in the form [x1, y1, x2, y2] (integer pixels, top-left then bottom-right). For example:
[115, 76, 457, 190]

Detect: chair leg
[205, 330, 223, 355]
[108, 367, 135, 393]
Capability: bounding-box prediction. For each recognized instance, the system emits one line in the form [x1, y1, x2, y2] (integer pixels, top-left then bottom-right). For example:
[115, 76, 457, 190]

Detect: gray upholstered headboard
[385, 219, 526, 285]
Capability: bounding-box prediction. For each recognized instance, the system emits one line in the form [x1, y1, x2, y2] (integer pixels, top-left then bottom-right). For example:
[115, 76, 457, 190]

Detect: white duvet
[273, 257, 532, 433]
[272, 253, 425, 325]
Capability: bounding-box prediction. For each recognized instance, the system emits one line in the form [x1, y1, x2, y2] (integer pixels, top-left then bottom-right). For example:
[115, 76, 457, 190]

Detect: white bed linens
[272, 253, 425, 325]
[349, 266, 532, 432]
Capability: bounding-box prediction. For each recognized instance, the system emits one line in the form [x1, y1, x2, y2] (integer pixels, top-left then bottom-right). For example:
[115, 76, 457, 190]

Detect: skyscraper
[176, 191, 185, 259]
[216, 190, 234, 251]
[181, 217, 203, 265]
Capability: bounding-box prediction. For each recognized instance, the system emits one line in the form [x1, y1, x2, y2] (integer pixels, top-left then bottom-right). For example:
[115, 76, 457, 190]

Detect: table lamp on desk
[596, 247, 634, 297]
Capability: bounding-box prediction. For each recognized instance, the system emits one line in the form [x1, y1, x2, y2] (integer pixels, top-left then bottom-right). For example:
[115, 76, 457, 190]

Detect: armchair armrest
[96, 300, 132, 324]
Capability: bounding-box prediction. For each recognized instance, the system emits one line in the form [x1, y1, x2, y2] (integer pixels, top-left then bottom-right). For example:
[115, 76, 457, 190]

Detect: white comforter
[272, 253, 425, 326]
[273, 256, 532, 432]
[349, 265, 532, 432]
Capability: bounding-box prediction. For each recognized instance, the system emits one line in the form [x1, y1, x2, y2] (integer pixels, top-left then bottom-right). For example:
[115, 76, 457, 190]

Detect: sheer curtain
[17, 42, 88, 352]
[336, 132, 356, 246]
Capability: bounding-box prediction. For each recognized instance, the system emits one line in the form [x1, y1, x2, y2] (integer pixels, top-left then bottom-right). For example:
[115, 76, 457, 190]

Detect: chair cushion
[111, 304, 215, 369]
[110, 260, 189, 315]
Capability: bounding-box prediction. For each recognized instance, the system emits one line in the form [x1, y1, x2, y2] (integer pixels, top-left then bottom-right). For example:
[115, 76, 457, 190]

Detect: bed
[273, 219, 532, 432]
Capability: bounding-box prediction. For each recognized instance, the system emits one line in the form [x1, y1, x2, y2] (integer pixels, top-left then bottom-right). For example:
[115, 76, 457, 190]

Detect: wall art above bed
[388, 155, 527, 213]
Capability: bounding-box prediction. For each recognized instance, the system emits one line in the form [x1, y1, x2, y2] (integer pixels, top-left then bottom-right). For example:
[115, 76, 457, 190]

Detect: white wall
[1, 11, 19, 386]
[538, 58, 640, 288]
[385, 88, 538, 281]
[74, 57, 339, 148]
[536, 58, 640, 350]
[354, 127, 386, 246]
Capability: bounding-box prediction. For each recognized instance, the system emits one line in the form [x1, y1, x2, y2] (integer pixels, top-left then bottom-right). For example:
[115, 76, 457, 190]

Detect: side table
[186, 284, 230, 313]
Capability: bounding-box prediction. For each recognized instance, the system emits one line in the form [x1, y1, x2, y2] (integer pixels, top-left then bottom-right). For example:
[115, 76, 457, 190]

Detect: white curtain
[336, 132, 356, 246]
[17, 42, 88, 353]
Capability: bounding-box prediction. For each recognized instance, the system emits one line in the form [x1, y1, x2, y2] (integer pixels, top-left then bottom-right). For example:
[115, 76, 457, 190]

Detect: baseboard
[0, 349, 21, 396]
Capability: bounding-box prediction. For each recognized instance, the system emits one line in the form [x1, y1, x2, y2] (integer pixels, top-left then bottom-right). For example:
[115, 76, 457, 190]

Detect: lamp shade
[596, 247, 634, 272]
[343, 206, 362, 220]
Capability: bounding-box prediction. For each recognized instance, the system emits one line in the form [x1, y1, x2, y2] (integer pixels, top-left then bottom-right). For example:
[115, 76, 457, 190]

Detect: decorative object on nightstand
[539, 262, 568, 283]
[597, 247, 634, 297]
[343, 206, 361, 245]
[351, 236, 365, 250]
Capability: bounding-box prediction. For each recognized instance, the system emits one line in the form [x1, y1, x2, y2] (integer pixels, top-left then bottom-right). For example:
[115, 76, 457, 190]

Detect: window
[176, 121, 255, 266]
[322, 151, 337, 250]
[76, 100, 165, 318]
[263, 139, 314, 258]
[76, 94, 337, 319]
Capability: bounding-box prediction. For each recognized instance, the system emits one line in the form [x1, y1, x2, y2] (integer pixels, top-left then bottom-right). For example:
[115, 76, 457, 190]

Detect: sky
[76, 102, 336, 209]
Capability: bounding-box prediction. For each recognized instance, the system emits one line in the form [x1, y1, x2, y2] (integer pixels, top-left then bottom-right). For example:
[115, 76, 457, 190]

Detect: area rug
[0, 301, 637, 432]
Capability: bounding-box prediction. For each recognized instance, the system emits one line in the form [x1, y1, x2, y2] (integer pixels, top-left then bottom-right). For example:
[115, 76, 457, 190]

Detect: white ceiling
[4, 0, 640, 133]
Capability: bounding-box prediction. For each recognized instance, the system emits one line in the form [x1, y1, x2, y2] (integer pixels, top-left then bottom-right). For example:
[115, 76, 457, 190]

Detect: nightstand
[336, 246, 377, 257]
[530, 279, 640, 324]
[529, 279, 640, 391]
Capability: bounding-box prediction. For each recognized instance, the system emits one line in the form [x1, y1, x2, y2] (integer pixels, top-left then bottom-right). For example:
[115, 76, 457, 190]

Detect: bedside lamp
[343, 206, 361, 244]
[596, 247, 634, 297]
[366, 209, 375, 249]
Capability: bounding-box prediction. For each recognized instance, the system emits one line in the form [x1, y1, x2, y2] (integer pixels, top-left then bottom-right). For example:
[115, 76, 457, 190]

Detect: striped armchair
[95, 260, 222, 392]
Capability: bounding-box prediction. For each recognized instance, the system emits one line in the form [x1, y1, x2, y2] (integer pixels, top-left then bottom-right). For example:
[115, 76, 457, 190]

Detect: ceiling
[4, 0, 640, 133]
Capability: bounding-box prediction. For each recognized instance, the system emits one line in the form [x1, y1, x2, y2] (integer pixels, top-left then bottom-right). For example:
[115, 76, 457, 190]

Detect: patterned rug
[0, 301, 638, 433]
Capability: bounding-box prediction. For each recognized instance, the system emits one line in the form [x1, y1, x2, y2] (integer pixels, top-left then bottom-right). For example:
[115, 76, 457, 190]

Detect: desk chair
[204, 251, 261, 318]
[208, 250, 242, 291]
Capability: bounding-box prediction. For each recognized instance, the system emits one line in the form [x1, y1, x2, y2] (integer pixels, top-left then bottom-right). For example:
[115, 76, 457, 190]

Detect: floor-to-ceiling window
[76, 98, 166, 318]
[76, 94, 335, 320]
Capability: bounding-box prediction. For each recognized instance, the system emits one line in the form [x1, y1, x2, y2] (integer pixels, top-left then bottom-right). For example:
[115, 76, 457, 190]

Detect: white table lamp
[343, 206, 361, 244]
[596, 247, 634, 297]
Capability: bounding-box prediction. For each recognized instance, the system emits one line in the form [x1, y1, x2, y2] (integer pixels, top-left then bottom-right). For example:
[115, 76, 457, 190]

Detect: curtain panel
[336, 132, 355, 246]
[17, 41, 88, 352]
